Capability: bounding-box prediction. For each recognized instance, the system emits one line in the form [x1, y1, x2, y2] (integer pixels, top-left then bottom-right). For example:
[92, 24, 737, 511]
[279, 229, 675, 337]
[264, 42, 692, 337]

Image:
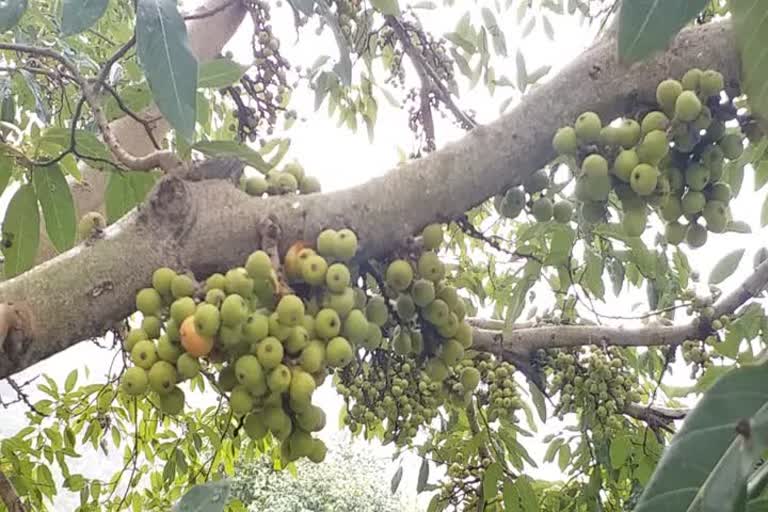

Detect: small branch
[385, 16, 476, 131]
[6, 377, 47, 416]
[0, 470, 26, 512]
[0, 42, 180, 172]
[624, 402, 688, 431]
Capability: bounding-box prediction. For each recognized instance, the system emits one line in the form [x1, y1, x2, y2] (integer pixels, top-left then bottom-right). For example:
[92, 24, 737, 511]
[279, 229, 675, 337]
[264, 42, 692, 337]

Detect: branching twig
[6, 377, 47, 417]
[0, 470, 25, 512]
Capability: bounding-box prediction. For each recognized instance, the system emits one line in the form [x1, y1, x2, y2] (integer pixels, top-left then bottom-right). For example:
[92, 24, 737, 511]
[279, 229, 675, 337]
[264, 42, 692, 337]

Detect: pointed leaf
[755, 161, 768, 191]
[390, 466, 403, 494]
[732, 0, 768, 124]
[0, 0, 27, 32]
[528, 381, 547, 422]
[2, 184, 39, 276]
[61, 0, 109, 36]
[635, 360, 768, 512]
[0, 154, 12, 195]
[198, 59, 248, 89]
[417, 458, 429, 493]
[610, 435, 631, 469]
[482, 462, 502, 502]
[136, 0, 198, 141]
[32, 165, 76, 252]
[762, 194, 768, 227]
[64, 370, 78, 393]
[708, 249, 745, 285]
[618, 0, 708, 63]
[173, 480, 230, 512]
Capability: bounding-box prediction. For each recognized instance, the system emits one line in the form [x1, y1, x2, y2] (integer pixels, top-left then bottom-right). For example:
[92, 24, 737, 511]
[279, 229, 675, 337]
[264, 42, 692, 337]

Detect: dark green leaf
[0, 0, 27, 32]
[482, 462, 502, 502]
[417, 458, 429, 493]
[32, 165, 76, 252]
[503, 479, 517, 511]
[727, 220, 752, 234]
[708, 249, 745, 285]
[528, 381, 547, 422]
[635, 360, 768, 512]
[618, 0, 708, 63]
[732, 0, 768, 124]
[38, 128, 113, 169]
[198, 59, 248, 89]
[557, 443, 571, 472]
[390, 466, 403, 494]
[136, 0, 198, 141]
[193, 140, 270, 172]
[755, 161, 768, 191]
[61, 0, 109, 35]
[287, 0, 314, 16]
[371, 0, 400, 15]
[2, 184, 39, 276]
[609, 435, 631, 469]
[105, 171, 157, 224]
[173, 480, 230, 512]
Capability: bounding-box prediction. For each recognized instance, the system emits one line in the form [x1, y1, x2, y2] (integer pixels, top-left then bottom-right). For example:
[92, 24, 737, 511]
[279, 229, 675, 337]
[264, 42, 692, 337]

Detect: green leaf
[173, 480, 230, 512]
[609, 435, 631, 469]
[583, 249, 605, 299]
[635, 360, 768, 512]
[528, 381, 547, 422]
[755, 161, 768, 191]
[32, 165, 76, 253]
[417, 458, 429, 493]
[2, 184, 39, 276]
[371, 0, 400, 15]
[482, 462, 502, 502]
[61, 0, 109, 35]
[104, 84, 153, 121]
[618, 0, 708, 63]
[732, 0, 768, 124]
[198, 59, 248, 89]
[38, 128, 113, 169]
[708, 249, 745, 284]
[193, 140, 271, 173]
[762, 194, 768, 227]
[64, 370, 78, 393]
[557, 442, 571, 472]
[0, 0, 26, 32]
[136, 0, 198, 141]
[390, 466, 403, 494]
[105, 171, 158, 224]
[481, 7, 507, 56]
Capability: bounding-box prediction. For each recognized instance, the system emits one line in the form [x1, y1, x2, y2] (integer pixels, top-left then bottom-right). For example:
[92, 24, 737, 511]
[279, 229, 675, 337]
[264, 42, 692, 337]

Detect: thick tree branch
[0, 21, 740, 378]
[471, 253, 768, 360]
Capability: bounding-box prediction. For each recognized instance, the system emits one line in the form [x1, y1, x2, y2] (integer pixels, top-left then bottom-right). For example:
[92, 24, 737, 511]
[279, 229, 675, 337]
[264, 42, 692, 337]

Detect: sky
[2, 2, 766, 511]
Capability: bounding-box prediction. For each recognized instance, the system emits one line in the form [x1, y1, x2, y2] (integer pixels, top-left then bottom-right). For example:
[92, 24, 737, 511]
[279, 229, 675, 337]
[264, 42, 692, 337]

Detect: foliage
[1, 1, 768, 512]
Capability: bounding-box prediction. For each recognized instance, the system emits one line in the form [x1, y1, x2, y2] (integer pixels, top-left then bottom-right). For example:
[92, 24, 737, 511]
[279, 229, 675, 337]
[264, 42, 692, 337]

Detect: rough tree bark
[0, 20, 742, 379]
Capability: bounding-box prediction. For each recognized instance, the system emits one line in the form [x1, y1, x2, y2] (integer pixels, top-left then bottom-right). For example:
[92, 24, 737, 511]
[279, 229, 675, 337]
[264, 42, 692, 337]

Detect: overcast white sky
[1, 2, 765, 510]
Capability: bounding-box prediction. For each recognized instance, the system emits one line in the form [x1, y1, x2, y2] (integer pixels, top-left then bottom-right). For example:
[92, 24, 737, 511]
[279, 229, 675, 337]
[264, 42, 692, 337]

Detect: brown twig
[6, 377, 47, 417]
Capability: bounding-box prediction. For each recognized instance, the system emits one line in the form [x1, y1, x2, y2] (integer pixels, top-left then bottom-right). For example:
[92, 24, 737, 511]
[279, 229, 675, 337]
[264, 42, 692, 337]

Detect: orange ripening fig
[284, 241, 312, 281]
[180, 316, 214, 357]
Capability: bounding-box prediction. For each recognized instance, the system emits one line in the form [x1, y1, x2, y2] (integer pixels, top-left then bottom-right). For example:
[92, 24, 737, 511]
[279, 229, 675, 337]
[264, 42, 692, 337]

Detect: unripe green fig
[681, 68, 703, 92]
[582, 154, 608, 178]
[77, 211, 106, 240]
[498, 187, 526, 219]
[194, 303, 221, 337]
[685, 163, 710, 191]
[121, 367, 148, 396]
[326, 336, 354, 367]
[299, 176, 322, 195]
[636, 130, 669, 165]
[421, 223, 444, 250]
[656, 79, 683, 114]
[334, 229, 358, 261]
[659, 195, 683, 222]
[699, 69, 724, 98]
[707, 182, 731, 203]
[702, 200, 728, 233]
[641, 111, 669, 135]
[386, 259, 413, 291]
[417, 251, 445, 282]
[685, 222, 708, 248]
[136, 288, 162, 316]
[630, 164, 658, 196]
[613, 149, 639, 183]
[170, 274, 196, 299]
[531, 197, 554, 222]
[524, 169, 550, 194]
[553, 200, 574, 223]
[665, 221, 686, 245]
[616, 119, 641, 148]
[152, 267, 176, 298]
[574, 111, 601, 143]
[719, 133, 744, 160]
[675, 91, 702, 122]
[552, 126, 578, 155]
[159, 386, 185, 415]
[301, 254, 328, 286]
[681, 190, 706, 215]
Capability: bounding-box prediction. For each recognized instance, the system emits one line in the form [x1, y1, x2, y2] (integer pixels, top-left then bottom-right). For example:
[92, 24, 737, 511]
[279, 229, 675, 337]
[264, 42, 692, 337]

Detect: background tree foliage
[0, 1, 767, 512]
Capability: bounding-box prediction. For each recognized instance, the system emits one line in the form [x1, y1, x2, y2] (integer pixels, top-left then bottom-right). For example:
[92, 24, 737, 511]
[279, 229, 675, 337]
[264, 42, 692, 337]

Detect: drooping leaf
[32, 165, 76, 253]
[417, 458, 429, 493]
[136, 0, 198, 141]
[0, 0, 27, 32]
[610, 435, 631, 469]
[762, 194, 768, 227]
[390, 466, 403, 494]
[618, 0, 708, 63]
[193, 140, 271, 173]
[173, 480, 230, 512]
[0, 154, 12, 195]
[287, 0, 314, 16]
[708, 249, 745, 284]
[634, 360, 768, 512]
[482, 462, 502, 502]
[2, 184, 39, 276]
[38, 127, 114, 169]
[61, 0, 110, 36]
[198, 59, 249, 89]
[755, 161, 768, 191]
[371, 0, 400, 15]
[731, 0, 768, 124]
[528, 381, 547, 422]
[105, 171, 158, 224]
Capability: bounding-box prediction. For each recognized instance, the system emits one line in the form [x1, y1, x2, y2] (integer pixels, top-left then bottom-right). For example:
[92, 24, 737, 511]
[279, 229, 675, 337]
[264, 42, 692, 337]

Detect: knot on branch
[143, 176, 196, 240]
[0, 302, 32, 363]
